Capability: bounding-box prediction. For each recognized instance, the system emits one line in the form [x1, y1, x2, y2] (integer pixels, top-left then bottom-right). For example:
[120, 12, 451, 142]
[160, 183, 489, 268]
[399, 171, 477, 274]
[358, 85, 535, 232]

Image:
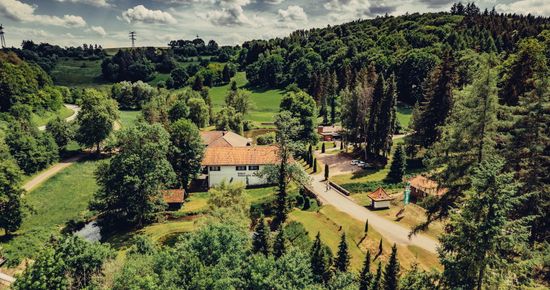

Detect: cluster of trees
[110, 81, 156, 110]
[0, 51, 64, 113]
[169, 62, 237, 90]
[241, 3, 548, 107]
[101, 49, 156, 82]
[8, 41, 105, 72]
[168, 37, 239, 61]
[340, 64, 398, 162]
[405, 32, 549, 288]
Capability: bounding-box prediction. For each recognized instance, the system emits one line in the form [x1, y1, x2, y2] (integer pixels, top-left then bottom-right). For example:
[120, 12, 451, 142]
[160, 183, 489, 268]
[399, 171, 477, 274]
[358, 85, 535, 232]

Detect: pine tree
[273, 225, 286, 258]
[308, 144, 314, 166]
[387, 145, 406, 182]
[375, 73, 397, 158]
[409, 49, 456, 149]
[366, 74, 385, 159]
[311, 232, 332, 283]
[415, 56, 499, 233]
[507, 73, 549, 243]
[383, 244, 400, 290]
[371, 261, 383, 290]
[252, 217, 270, 256]
[324, 164, 329, 180]
[322, 142, 326, 153]
[230, 80, 238, 91]
[359, 251, 373, 290]
[192, 75, 203, 91]
[335, 232, 350, 272]
[313, 158, 317, 173]
[439, 158, 529, 290]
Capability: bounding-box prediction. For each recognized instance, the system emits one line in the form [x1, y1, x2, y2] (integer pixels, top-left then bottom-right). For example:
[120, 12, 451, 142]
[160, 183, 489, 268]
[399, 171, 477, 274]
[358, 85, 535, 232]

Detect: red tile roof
[409, 175, 447, 196]
[162, 189, 184, 204]
[202, 146, 279, 166]
[368, 187, 393, 201]
[200, 131, 251, 148]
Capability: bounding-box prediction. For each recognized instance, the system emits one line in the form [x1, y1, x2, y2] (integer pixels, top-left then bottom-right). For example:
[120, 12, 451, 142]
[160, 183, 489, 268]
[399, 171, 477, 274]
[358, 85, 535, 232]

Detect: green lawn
[32, 106, 74, 127]
[209, 72, 285, 124]
[1, 158, 101, 263]
[50, 58, 108, 87]
[118, 110, 141, 128]
[180, 186, 278, 214]
[396, 105, 413, 129]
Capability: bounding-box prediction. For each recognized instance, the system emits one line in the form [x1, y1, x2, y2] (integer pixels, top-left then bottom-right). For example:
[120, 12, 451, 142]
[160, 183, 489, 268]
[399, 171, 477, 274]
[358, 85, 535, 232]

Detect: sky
[0, 0, 549, 48]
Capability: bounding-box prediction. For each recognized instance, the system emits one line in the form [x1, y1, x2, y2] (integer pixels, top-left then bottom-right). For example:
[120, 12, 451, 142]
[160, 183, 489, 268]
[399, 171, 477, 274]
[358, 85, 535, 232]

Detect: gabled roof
[318, 125, 342, 135]
[162, 189, 184, 204]
[200, 131, 251, 148]
[368, 187, 393, 201]
[409, 175, 447, 196]
[202, 146, 279, 166]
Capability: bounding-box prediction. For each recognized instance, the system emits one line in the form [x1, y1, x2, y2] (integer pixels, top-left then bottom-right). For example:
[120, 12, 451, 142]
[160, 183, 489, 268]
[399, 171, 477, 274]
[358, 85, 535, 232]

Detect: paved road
[309, 174, 439, 253]
[37, 104, 80, 131]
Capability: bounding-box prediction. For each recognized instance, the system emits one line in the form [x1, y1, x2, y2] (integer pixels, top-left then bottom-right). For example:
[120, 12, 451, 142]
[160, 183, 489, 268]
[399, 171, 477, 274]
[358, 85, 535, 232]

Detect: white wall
[372, 200, 390, 209]
[207, 165, 269, 187]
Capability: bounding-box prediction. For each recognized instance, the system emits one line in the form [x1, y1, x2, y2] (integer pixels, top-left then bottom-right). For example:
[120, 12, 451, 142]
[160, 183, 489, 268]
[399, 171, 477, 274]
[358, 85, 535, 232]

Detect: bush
[256, 132, 276, 145]
[340, 181, 405, 194]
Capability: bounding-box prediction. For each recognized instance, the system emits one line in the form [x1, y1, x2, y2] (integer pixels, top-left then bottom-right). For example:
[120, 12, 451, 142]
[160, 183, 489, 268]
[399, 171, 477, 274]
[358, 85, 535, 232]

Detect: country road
[37, 104, 80, 131]
[22, 154, 85, 192]
[309, 174, 439, 254]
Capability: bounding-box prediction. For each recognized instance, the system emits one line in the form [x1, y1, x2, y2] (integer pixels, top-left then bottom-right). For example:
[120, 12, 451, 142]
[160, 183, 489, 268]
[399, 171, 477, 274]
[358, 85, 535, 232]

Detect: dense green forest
[0, 2, 549, 289]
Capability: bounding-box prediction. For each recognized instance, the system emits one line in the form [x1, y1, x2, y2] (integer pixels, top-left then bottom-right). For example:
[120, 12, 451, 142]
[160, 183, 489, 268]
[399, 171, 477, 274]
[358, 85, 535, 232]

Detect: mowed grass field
[1, 158, 101, 263]
[209, 72, 285, 124]
[118, 110, 141, 128]
[289, 205, 441, 272]
[396, 105, 413, 128]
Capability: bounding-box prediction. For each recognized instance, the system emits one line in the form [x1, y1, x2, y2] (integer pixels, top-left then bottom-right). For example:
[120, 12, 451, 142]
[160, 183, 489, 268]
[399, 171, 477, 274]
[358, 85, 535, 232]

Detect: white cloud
[203, 5, 252, 26]
[0, 0, 87, 27]
[496, 0, 550, 16]
[278, 5, 307, 22]
[89, 25, 107, 37]
[121, 5, 177, 24]
[56, 0, 113, 7]
[264, 0, 285, 4]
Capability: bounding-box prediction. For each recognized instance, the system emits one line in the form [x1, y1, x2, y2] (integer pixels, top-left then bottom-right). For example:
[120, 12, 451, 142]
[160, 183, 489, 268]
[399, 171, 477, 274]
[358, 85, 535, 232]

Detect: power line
[129, 31, 136, 48]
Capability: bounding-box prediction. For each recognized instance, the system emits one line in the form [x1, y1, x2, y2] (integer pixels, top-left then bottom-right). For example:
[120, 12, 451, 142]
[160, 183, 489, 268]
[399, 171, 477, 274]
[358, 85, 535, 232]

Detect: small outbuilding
[408, 175, 447, 201]
[317, 125, 342, 141]
[162, 189, 185, 210]
[368, 187, 393, 209]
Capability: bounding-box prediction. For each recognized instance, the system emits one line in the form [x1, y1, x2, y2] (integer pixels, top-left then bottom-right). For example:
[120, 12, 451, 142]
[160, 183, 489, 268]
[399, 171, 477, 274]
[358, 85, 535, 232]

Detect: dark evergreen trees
[273, 225, 286, 259]
[252, 217, 270, 256]
[359, 251, 373, 290]
[310, 232, 332, 284]
[334, 232, 350, 272]
[409, 49, 456, 150]
[383, 244, 400, 290]
[387, 145, 406, 182]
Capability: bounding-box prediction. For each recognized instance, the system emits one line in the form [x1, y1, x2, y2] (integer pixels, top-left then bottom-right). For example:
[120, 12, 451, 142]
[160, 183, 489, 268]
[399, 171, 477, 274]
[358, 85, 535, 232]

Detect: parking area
[316, 152, 363, 176]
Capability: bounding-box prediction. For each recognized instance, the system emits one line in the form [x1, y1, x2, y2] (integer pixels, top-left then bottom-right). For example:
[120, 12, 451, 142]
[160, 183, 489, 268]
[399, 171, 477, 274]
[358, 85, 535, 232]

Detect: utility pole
[0, 24, 6, 48]
[129, 31, 136, 48]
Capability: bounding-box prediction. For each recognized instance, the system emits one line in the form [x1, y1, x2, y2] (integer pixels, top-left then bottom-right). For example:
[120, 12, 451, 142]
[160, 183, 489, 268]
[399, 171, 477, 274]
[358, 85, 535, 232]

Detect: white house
[201, 146, 279, 188]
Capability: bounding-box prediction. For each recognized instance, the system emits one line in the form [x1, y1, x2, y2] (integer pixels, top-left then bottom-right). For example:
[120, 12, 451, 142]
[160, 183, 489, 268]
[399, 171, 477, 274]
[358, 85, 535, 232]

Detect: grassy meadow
[31, 105, 74, 127]
[1, 158, 101, 263]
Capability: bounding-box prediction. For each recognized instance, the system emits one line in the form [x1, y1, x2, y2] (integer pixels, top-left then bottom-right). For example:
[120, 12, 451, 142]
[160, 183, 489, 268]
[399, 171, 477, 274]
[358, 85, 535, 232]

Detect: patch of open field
[118, 110, 141, 128]
[0, 158, 101, 263]
[32, 106, 74, 127]
[209, 72, 285, 124]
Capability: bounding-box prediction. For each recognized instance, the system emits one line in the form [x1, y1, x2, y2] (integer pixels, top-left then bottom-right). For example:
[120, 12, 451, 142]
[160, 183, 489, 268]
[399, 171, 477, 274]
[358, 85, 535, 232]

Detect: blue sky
[0, 0, 548, 48]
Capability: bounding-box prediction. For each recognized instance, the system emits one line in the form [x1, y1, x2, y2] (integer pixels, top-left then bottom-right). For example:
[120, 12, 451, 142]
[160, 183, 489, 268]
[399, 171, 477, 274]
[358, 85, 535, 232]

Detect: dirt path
[0, 272, 15, 286]
[23, 154, 85, 192]
[38, 104, 80, 131]
[309, 174, 439, 253]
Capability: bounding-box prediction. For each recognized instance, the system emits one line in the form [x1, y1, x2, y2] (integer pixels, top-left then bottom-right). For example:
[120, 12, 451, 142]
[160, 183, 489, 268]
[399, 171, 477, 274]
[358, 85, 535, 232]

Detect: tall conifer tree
[335, 232, 350, 272]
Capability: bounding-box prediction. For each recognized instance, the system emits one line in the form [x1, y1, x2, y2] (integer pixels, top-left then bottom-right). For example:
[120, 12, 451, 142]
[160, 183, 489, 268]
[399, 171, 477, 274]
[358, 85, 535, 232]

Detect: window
[209, 166, 221, 171]
[236, 166, 247, 171]
[248, 165, 260, 171]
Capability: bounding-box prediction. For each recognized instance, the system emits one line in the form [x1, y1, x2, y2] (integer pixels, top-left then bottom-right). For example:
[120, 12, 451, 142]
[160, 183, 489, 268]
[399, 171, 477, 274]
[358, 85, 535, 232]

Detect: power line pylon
[129, 31, 136, 48]
[0, 24, 6, 48]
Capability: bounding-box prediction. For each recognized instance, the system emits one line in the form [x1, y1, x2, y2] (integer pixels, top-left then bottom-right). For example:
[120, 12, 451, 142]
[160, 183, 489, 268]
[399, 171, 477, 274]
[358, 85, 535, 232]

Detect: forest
[0, 2, 549, 289]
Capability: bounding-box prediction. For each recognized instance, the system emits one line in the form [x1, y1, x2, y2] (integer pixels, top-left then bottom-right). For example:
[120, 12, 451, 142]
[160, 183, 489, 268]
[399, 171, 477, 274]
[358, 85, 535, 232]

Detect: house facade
[317, 125, 342, 141]
[202, 146, 279, 188]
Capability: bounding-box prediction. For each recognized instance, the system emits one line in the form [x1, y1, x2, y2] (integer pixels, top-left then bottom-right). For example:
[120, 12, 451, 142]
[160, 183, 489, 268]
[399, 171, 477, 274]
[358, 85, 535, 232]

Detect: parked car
[351, 160, 359, 165]
[357, 161, 366, 167]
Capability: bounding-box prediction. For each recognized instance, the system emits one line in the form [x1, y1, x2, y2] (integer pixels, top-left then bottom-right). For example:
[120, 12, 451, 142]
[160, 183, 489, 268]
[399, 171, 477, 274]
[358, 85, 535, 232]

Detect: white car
[357, 161, 366, 167]
[351, 160, 359, 165]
